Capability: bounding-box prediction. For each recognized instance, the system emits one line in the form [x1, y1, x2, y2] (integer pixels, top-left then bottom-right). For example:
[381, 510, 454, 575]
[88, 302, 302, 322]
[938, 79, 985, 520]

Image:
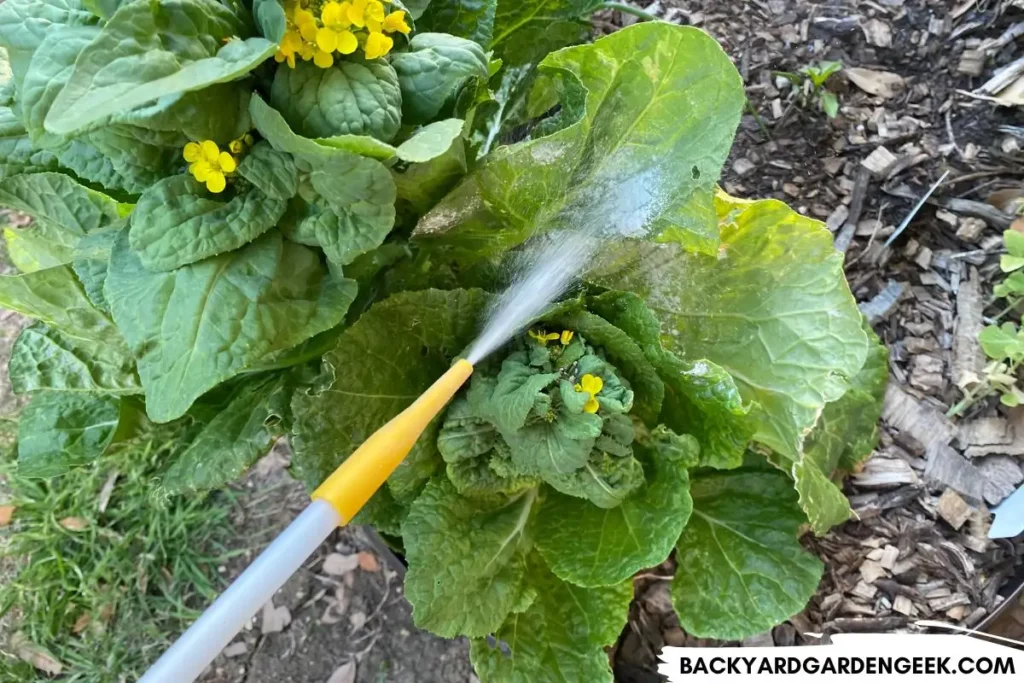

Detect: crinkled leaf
[0, 105, 59, 179]
[54, 125, 187, 195]
[391, 33, 489, 124]
[0, 172, 119, 236]
[591, 194, 868, 530]
[291, 288, 488, 498]
[535, 431, 694, 586]
[105, 229, 356, 422]
[116, 82, 252, 144]
[45, 0, 274, 135]
[9, 322, 140, 395]
[470, 557, 631, 683]
[237, 141, 298, 200]
[162, 373, 291, 494]
[672, 467, 823, 640]
[17, 391, 121, 477]
[129, 174, 287, 271]
[270, 59, 402, 141]
[413, 23, 744, 260]
[0, 0, 96, 87]
[418, 0, 495, 47]
[72, 229, 116, 312]
[83, 0, 128, 20]
[20, 25, 99, 146]
[0, 264, 121, 344]
[489, 0, 601, 66]
[3, 225, 77, 273]
[403, 479, 537, 637]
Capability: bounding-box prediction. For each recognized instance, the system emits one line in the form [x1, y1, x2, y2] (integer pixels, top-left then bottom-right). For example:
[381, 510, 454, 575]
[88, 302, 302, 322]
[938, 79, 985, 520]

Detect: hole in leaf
[691, 165, 701, 179]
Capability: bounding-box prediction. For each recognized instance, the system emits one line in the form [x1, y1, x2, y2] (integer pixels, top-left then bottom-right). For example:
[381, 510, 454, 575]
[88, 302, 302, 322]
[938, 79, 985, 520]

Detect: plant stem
[597, 2, 659, 22]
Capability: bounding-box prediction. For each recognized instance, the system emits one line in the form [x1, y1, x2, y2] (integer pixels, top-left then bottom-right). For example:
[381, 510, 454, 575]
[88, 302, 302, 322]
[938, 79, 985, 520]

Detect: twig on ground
[836, 167, 872, 253]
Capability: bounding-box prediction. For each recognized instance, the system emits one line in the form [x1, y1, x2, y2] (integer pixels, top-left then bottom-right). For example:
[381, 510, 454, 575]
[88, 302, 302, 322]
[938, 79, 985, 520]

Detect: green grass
[0, 421, 244, 682]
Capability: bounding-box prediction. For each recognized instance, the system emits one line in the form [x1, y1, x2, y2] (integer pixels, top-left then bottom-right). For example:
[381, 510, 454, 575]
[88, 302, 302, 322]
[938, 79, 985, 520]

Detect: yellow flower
[346, 0, 369, 26]
[294, 7, 319, 42]
[364, 30, 394, 59]
[274, 28, 304, 67]
[574, 373, 603, 414]
[184, 140, 236, 194]
[229, 139, 245, 154]
[560, 330, 574, 345]
[381, 10, 410, 34]
[528, 329, 560, 345]
[317, 1, 358, 55]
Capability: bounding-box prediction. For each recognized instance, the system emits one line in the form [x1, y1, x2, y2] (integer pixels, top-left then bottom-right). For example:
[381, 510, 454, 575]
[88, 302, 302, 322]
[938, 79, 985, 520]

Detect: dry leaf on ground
[0, 504, 14, 526]
[322, 552, 360, 576]
[260, 601, 291, 634]
[11, 634, 63, 675]
[327, 661, 357, 683]
[845, 67, 905, 98]
[59, 517, 88, 531]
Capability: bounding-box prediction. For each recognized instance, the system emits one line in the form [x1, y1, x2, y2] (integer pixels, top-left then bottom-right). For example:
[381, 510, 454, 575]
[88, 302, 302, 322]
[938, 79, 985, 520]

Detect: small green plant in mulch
[775, 60, 844, 118]
[0, 421, 241, 681]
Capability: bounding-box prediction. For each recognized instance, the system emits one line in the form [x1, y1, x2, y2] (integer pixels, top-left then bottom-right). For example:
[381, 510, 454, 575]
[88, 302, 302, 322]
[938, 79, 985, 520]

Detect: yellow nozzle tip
[312, 359, 473, 523]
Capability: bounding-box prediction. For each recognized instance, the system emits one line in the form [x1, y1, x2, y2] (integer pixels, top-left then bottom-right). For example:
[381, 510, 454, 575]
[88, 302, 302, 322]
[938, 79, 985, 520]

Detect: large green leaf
[17, 391, 121, 477]
[591, 194, 869, 531]
[392, 134, 466, 214]
[470, 557, 631, 683]
[129, 174, 287, 271]
[3, 224, 77, 273]
[116, 82, 252, 144]
[534, 431, 694, 587]
[403, 479, 538, 637]
[0, 172, 119, 236]
[236, 141, 298, 200]
[0, 264, 121, 344]
[489, 0, 601, 66]
[0, 105, 59, 180]
[20, 24, 98, 146]
[54, 126, 187, 195]
[672, 467, 823, 640]
[0, 0, 96, 87]
[391, 33, 489, 124]
[9, 322, 141, 395]
[417, 0, 496, 47]
[291, 288, 488, 498]
[105, 229, 356, 422]
[161, 373, 291, 494]
[252, 0, 286, 42]
[45, 0, 274, 135]
[412, 23, 744, 259]
[270, 59, 402, 141]
[72, 229, 117, 312]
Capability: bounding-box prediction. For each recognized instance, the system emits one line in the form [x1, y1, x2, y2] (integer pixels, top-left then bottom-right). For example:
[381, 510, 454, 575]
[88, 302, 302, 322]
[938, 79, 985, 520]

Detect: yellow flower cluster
[575, 374, 604, 414]
[528, 329, 574, 345]
[183, 140, 238, 193]
[274, 0, 410, 69]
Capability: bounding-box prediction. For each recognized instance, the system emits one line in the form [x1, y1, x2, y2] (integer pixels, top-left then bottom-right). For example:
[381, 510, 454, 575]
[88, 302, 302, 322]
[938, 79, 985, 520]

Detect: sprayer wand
[139, 359, 474, 683]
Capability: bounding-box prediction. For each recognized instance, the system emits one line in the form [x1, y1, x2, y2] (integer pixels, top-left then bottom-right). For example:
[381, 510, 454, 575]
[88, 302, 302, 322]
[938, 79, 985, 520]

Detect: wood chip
[826, 204, 849, 232]
[357, 551, 380, 572]
[956, 218, 986, 243]
[859, 281, 904, 323]
[853, 455, 921, 488]
[859, 559, 887, 583]
[0, 504, 14, 526]
[937, 489, 974, 530]
[59, 517, 89, 531]
[322, 553, 360, 576]
[882, 384, 956, 453]
[862, 146, 899, 178]
[879, 545, 900, 570]
[924, 444, 986, 506]
[845, 67, 905, 98]
[975, 455, 1024, 505]
[893, 595, 915, 616]
[862, 18, 893, 47]
[952, 269, 985, 389]
[946, 605, 970, 621]
[929, 594, 971, 611]
[327, 661, 357, 683]
[958, 49, 986, 77]
[851, 580, 879, 600]
[223, 641, 248, 658]
[260, 601, 291, 635]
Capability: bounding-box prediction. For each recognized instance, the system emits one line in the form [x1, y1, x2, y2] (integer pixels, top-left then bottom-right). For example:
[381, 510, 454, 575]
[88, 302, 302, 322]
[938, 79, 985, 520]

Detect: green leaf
[0, 105, 59, 179]
[804, 320, 888, 479]
[490, 0, 600, 67]
[291, 288, 488, 497]
[72, 229, 117, 312]
[1004, 229, 1024, 257]
[83, 0, 128, 20]
[0, 0, 96, 87]
[54, 125, 187, 195]
[117, 82, 253, 144]
[45, 0, 275, 136]
[253, 0, 287, 42]
[0, 264, 121, 343]
[0, 172, 119, 236]
[418, 0, 496, 47]
[17, 391, 121, 477]
[128, 174, 287, 271]
[587, 290, 753, 468]
[672, 467, 823, 640]
[9, 322, 141, 395]
[980, 323, 1024, 361]
[403, 480, 538, 637]
[534, 431, 694, 587]
[270, 59, 402, 141]
[161, 373, 291, 494]
[391, 33, 489, 124]
[400, 0, 431, 19]
[237, 141, 298, 200]
[393, 135, 467, 214]
[395, 119, 465, 162]
[20, 24, 99, 146]
[105, 228, 356, 422]
[820, 90, 839, 118]
[470, 557, 631, 683]
[1001, 254, 1024, 273]
[3, 225, 77, 273]
[590, 193, 868, 530]
[413, 23, 744, 259]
